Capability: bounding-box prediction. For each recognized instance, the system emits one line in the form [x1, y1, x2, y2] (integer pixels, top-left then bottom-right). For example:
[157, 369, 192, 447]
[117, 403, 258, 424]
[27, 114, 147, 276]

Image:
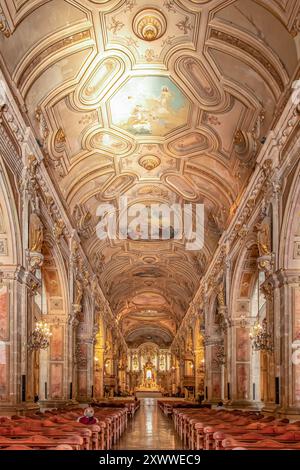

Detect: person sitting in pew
[77, 407, 99, 425]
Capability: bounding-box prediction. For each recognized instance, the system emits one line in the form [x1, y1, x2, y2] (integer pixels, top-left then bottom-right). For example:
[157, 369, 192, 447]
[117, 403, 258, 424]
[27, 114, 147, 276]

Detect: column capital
[274, 269, 300, 287]
[0, 264, 25, 282]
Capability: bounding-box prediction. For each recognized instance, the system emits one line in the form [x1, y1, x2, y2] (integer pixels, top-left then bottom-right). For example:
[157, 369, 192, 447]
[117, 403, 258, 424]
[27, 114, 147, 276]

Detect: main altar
[135, 360, 162, 397]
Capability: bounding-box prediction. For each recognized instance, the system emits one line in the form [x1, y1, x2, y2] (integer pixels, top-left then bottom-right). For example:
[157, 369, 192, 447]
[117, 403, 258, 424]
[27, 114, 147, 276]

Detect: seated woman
[77, 406, 99, 425]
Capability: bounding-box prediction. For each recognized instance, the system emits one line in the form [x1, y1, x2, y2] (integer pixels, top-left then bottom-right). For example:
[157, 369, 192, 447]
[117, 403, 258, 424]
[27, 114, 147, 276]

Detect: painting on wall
[43, 269, 62, 297]
[110, 76, 189, 137]
[239, 272, 253, 297]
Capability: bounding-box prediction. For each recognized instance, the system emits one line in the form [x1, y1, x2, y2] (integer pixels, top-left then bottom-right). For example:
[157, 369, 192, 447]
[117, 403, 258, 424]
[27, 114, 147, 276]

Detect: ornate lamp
[28, 319, 52, 351]
[249, 318, 273, 352]
[27, 274, 52, 351]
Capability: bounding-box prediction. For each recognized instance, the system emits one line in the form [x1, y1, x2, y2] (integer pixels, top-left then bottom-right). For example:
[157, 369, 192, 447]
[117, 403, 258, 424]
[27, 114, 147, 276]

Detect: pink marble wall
[236, 328, 250, 362]
[50, 363, 63, 399]
[236, 364, 250, 400]
[50, 325, 64, 361]
[0, 285, 9, 401]
[0, 284, 9, 341]
[78, 370, 87, 397]
[211, 372, 221, 399]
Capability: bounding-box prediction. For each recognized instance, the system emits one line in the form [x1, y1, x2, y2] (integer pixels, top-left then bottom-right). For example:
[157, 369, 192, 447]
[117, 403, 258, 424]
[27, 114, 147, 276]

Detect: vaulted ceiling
[1, 0, 299, 348]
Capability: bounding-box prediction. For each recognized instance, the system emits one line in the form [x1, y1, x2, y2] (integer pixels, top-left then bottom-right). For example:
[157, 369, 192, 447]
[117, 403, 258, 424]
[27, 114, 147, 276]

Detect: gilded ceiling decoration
[0, 0, 299, 346]
[132, 8, 167, 42]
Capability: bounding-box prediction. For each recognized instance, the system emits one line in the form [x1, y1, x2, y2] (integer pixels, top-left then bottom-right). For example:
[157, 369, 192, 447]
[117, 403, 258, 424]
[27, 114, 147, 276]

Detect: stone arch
[279, 160, 300, 270]
[230, 239, 266, 405]
[278, 161, 300, 410]
[0, 158, 21, 264]
[35, 237, 70, 405]
[0, 157, 22, 406]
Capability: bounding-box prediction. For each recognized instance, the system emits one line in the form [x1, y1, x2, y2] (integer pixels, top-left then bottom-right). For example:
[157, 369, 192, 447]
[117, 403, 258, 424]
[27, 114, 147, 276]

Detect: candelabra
[28, 320, 52, 351]
[249, 318, 273, 352]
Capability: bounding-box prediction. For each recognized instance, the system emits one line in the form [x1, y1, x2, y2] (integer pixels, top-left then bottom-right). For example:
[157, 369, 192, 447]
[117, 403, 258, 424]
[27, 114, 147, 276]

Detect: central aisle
[113, 398, 184, 450]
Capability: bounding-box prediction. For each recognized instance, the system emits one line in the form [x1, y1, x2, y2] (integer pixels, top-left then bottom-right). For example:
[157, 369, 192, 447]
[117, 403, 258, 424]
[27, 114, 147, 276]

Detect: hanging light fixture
[27, 272, 52, 351]
[28, 320, 52, 351]
[249, 276, 273, 352]
[249, 318, 273, 352]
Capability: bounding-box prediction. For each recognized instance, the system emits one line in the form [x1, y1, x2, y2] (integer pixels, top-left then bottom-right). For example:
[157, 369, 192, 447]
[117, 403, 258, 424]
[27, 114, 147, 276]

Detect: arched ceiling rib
[1, 0, 299, 346]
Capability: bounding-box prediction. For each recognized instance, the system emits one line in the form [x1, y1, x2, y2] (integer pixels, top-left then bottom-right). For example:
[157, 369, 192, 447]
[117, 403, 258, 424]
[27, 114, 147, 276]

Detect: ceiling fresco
[0, 0, 299, 346]
[109, 76, 190, 137]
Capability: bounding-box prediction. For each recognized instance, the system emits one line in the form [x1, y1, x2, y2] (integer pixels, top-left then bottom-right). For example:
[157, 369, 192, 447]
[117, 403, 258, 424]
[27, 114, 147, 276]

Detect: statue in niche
[256, 221, 271, 256]
[74, 277, 83, 306]
[29, 213, 44, 252]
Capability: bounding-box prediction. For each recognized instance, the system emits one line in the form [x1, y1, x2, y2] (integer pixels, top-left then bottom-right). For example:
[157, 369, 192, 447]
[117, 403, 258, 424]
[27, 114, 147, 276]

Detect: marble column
[277, 271, 300, 418]
[0, 267, 41, 414]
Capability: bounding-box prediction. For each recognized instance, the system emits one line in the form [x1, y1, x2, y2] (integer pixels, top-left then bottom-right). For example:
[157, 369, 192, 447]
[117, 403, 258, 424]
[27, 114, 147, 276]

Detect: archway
[34, 240, 70, 405]
[0, 157, 22, 408]
[278, 160, 300, 413]
[230, 242, 266, 406]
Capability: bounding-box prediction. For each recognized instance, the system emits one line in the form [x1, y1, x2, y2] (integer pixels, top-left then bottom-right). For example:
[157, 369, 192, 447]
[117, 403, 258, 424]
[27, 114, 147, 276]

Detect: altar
[135, 390, 162, 398]
[135, 359, 162, 396]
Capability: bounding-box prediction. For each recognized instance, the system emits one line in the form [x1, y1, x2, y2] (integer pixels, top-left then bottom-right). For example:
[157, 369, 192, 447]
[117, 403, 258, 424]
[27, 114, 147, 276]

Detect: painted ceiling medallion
[139, 155, 161, 171]
[133, 9, 167, 42]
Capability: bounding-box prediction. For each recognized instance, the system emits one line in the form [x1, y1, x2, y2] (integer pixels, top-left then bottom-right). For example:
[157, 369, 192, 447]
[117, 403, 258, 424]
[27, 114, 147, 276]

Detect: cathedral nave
[0, 0, 300, 455]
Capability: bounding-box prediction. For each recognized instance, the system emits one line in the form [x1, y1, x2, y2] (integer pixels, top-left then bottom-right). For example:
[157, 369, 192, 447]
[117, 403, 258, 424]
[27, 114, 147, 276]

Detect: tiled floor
[113, 398, 185, 450]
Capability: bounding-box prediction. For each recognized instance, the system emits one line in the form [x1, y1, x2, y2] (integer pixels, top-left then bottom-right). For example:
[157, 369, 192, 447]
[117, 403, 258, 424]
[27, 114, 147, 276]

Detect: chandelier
[28, 320, 52, 351]
[249, 318, 273, 352]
